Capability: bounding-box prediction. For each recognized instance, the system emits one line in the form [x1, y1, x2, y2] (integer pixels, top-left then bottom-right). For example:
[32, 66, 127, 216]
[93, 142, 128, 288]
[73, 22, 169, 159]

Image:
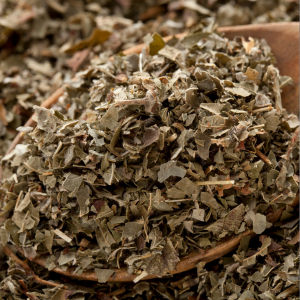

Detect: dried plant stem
[165, 198, 193, 202]
[255, 147, 272, 165]
[115, 98, 148, 106]
[270, 193, 283, 203]
[248, 124, 265, 130]
[195, 180, 235, 186]
[284, 126, 299, 161]
[3, 245, 68, 290]
[107, 287, 126, 297]
[3, 246, 31, 273]
[276, 285, 299, 299]
[252, 106, 273, 113]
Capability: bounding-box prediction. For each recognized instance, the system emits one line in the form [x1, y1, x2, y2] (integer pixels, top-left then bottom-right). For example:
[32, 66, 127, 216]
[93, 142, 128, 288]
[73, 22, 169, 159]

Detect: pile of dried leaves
[0, 16, 299, 299]
[0, 1, 299, 300]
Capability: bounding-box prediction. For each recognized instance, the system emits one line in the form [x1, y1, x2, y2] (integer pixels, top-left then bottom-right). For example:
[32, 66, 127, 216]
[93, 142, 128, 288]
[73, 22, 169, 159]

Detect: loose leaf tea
[0, 17, 299, 298]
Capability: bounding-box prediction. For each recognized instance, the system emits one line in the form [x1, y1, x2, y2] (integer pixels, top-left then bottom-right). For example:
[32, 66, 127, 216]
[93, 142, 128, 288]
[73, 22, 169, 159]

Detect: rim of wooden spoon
[13, 194, 298, 282]
[2, 22, 299, 282]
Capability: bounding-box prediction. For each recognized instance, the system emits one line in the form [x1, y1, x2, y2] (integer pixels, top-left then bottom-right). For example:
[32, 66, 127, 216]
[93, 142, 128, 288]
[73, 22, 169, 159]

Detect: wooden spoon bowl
[124, 22, 299, 115]
[3, 22, 299, 282]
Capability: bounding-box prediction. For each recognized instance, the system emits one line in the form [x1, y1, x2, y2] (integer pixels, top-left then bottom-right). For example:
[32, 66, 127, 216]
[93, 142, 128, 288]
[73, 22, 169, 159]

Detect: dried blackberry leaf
[253, 213, 267, 234]
[206, 204, 245, 232]
[146, 239, 179, 276]
[95, 269, 115, 283]
[157, 161, 186, 183]
[146, 33, 165, 56]
[64, 29, 111, 54]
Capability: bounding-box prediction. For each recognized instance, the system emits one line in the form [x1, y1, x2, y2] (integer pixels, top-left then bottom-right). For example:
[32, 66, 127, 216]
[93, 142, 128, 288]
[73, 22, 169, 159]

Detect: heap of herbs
[0, 0, 298, 157]
[0, 20, 299, 285]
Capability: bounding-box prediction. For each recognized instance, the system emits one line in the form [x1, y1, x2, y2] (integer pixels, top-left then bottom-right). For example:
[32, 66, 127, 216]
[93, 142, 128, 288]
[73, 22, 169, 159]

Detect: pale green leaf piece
[95, 268, 115, 283]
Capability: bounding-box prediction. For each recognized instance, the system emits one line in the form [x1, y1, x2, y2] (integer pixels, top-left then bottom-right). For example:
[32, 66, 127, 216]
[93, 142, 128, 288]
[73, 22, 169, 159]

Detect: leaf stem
[195, 180, 235, 186]
[3, 246, 68, 290]
[255, 147, 272, 165]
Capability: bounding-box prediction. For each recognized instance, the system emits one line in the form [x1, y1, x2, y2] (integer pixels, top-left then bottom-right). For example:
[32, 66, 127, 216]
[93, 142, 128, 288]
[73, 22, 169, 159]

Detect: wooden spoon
[3, 22, 299, 282]
[220, 22, 299, 115]
[123, 22, 299, 115]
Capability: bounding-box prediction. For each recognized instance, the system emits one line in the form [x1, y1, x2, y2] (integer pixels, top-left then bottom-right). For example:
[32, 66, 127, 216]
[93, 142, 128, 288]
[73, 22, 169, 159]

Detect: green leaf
[149, 33, 165, 56]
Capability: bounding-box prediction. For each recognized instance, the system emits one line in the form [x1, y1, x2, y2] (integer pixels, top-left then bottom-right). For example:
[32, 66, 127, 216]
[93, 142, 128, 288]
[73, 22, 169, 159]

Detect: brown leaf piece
[66, 49, 90, 72]
[95, 269, 115, 283]
[64, 28, 111, 53]
[194, 131, 211, 160]
[206, 204, 245, 232]
[33, 106, 56, 132]
[157, 161, 186, 183]
[146, 239, 179, 276]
